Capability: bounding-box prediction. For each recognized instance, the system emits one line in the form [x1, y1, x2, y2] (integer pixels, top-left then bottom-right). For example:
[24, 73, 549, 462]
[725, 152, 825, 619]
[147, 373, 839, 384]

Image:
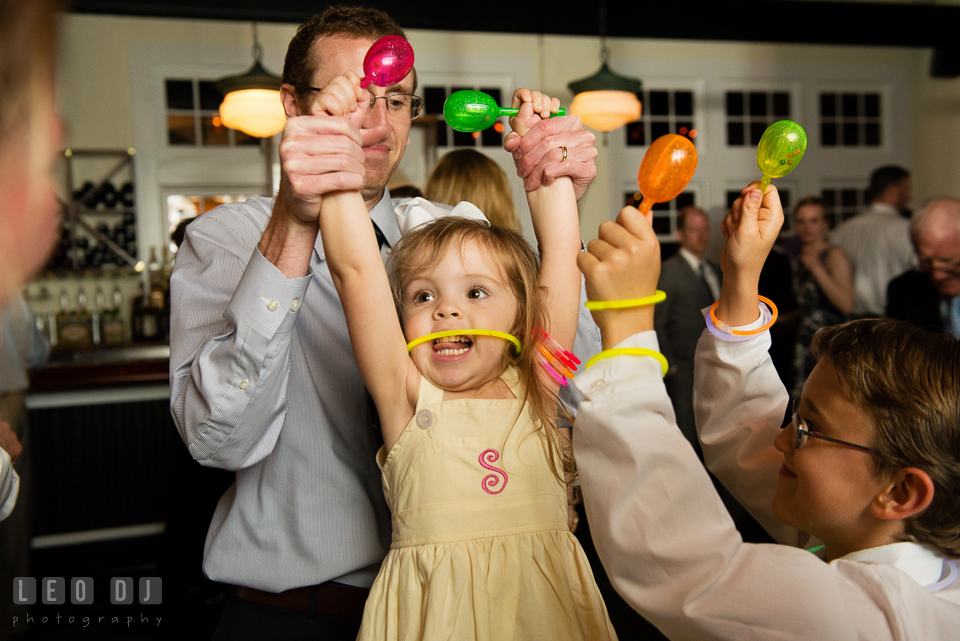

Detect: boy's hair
[388, 217, 575, 492]
[0, 0, 58, 138]
[282, 5, 412, 111]
[811, 318, 960, 557]
[425, 150, 520, 232]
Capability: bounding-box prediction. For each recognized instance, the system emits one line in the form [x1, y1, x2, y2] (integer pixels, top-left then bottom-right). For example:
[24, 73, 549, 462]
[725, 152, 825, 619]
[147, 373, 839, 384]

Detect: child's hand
[507, 88, 561, 138]
[308, 71, 370, 130]
[578, 206, 661, 349]
[716, 183, 784, 326]
[720, 183, 784, 281]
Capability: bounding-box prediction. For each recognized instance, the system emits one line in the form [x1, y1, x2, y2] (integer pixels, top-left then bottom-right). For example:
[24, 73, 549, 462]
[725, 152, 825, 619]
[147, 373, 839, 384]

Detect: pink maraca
[360, 36, 414, 89]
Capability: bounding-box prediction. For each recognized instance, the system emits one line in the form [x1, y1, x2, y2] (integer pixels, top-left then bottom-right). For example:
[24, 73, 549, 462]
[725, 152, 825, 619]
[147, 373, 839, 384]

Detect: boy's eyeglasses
[790, 400, 878, 454]
[296, 87, 424, 120]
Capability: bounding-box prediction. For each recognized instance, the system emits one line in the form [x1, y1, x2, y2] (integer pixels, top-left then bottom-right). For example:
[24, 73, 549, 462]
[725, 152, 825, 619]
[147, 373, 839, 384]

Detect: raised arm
[509, 90, 582, 352]
[170, 73, 369, 470]
[316, 74, 416, 451]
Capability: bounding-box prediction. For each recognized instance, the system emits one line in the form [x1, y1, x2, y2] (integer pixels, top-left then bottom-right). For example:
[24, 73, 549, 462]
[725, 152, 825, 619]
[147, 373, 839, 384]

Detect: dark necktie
[371, 220, 389, 250]
[699, 263, 714, 298]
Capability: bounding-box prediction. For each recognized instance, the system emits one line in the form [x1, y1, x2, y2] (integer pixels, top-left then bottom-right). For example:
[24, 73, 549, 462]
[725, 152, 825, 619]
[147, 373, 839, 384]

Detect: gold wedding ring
[560, 146, 568, 161]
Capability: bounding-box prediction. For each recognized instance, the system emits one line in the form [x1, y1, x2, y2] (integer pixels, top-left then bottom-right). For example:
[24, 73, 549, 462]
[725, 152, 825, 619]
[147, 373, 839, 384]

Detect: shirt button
[266, 299, 279, 311]
[416, 409, 434, 429]
[592, 379, 606, 389]
[290, 299, 300, 311]
[239, 380, 249, 390]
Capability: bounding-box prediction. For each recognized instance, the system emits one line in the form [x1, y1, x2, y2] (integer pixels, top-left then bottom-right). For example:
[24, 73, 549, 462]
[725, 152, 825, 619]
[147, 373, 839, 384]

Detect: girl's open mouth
[433, 335, 473, 356]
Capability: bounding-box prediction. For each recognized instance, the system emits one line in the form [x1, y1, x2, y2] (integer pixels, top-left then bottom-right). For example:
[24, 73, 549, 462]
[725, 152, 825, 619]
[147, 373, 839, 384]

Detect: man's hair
[425, 150, 520, 232]
[282, 5, 407, 91]
[909, 198, 960, 242]
[0, 0, 58, 138]
[676, 206, 706, 232]
[811, 318, 960, 557]
[867, 165, 910, 203]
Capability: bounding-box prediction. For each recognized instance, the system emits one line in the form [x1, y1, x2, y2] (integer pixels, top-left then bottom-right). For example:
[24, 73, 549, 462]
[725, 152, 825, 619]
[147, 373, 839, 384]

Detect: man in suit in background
[887, 199, 960, 338]
[655, 206, 721, 453]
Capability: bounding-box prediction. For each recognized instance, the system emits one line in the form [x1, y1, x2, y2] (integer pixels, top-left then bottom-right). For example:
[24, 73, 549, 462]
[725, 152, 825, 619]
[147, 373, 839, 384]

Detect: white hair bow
[394, 197, 488, 236]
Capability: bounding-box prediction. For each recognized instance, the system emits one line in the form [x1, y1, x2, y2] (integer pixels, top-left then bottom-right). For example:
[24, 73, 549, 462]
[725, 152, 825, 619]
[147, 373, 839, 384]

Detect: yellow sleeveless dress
[357, 368, 617, 640]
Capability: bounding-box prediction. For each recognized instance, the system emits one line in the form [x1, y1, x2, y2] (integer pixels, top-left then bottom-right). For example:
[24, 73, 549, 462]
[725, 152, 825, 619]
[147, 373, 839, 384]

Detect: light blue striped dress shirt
[169, 189, 600, 592]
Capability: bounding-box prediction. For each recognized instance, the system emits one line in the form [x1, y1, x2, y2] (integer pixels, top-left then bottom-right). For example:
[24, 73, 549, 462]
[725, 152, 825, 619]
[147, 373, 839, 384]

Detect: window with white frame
[625, 90, 697, 147]
[820, 185, 869, 226]
[818, 92, 882, 147]
[165, 79, 260, 147]
[724, 90, 792, 147]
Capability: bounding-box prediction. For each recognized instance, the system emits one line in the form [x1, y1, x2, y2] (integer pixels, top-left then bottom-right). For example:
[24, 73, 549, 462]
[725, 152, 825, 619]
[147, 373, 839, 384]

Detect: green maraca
[443, 90, 566, 133]
[757, 120, 807, 191]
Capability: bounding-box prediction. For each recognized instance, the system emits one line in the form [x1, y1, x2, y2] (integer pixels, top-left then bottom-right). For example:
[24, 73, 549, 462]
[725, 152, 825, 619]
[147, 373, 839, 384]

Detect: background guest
[792, 197, 853, 396]
[0, 295, 49, 639]
[887, 199, 960, 338]
[831, 165, 913, 316]
[425, 149, 521, 231]
[654, 206, 720, 452]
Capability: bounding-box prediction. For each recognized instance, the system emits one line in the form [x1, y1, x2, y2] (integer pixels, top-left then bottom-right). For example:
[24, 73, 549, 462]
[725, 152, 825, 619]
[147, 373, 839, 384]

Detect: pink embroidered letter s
[479, 449, 507, 495]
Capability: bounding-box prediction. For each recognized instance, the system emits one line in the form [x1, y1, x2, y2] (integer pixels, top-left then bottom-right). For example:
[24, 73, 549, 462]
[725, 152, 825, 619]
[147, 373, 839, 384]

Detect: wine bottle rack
[54, 148, 139, 272]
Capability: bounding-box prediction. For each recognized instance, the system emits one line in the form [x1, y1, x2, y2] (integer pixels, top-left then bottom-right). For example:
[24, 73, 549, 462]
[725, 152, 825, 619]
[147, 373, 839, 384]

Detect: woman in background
[425, 149, 521, 231]
[791, 196, 854, 396]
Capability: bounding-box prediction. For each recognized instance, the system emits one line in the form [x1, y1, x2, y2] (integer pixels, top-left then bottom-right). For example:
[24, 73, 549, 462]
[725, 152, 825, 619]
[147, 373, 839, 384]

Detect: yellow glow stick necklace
[406, 329, 522, 354]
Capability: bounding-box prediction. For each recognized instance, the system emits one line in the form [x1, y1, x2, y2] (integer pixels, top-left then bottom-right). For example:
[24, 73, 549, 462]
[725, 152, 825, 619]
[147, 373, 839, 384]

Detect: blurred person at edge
[425, 149, 521, 231]
[0, 0, 63, 524]
[887, 199, 960, 338]
[0, 0, 62, 310]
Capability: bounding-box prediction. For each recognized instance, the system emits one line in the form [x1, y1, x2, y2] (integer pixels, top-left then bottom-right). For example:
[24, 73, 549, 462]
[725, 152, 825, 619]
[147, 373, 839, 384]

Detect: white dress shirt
[831, 203, 915, 316]
[573, 326, 959, 640]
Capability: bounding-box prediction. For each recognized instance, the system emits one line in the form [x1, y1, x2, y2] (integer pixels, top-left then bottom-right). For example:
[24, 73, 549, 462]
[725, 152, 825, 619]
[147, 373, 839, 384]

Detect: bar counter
[29, 343, 170, 392]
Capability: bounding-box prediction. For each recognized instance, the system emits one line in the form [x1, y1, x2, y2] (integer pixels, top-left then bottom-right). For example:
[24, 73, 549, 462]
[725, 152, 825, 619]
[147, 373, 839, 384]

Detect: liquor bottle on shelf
[57, 286, 93, 348]
[132, 280, 159, 342]
[101, 283, 126, 345]
[91, 285, 104, 345]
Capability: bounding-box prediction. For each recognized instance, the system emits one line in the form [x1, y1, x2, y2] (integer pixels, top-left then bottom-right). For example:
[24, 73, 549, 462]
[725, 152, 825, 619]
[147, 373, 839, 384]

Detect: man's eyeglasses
[917, 254, 960, 278]
[789, 400, 878, 454]
[296, 87, 424, 120]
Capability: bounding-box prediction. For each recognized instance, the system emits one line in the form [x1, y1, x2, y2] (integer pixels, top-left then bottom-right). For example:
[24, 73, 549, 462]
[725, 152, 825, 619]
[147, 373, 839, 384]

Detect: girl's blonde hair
[389, 217, 575, 491]
[424, 150, 521, 232]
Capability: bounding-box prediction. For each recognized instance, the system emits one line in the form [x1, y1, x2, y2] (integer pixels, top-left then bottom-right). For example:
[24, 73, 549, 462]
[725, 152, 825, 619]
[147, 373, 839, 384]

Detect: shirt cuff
[226, 247, 313, 338]
[701, 301, 772, 343]
[574, 331, 663, 401]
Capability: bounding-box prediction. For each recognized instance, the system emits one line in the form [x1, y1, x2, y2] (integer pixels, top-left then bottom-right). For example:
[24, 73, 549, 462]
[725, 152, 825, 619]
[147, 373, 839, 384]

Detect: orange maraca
[636, 134, 698, 220]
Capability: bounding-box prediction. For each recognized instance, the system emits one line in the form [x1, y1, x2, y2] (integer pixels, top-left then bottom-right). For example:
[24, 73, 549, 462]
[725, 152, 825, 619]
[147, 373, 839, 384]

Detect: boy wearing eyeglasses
[573, 184, 960, 640]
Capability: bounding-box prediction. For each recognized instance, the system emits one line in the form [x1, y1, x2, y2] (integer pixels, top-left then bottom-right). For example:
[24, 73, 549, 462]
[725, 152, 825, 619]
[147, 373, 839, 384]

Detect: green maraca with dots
[757, 120, 807, 191]
[443, 90, 566, 133]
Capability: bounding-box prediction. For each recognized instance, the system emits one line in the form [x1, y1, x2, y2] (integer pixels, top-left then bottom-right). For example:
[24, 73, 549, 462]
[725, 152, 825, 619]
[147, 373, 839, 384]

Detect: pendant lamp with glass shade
[216, 23, 286, 138]
[567, 4, 642, 132]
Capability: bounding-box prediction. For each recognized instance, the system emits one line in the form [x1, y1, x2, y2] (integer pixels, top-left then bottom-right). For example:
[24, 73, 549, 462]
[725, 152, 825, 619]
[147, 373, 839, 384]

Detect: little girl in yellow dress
[316, 75, 616, 641]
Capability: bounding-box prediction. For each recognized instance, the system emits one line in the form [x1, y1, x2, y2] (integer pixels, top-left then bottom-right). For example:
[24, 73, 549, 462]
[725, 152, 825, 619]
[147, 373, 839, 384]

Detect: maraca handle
[759, 175, 772, 192]
[637, 198, 653, 222]
[498, 107, 566, 118]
